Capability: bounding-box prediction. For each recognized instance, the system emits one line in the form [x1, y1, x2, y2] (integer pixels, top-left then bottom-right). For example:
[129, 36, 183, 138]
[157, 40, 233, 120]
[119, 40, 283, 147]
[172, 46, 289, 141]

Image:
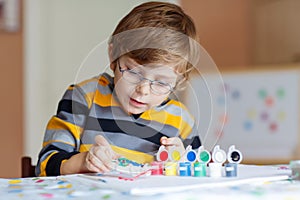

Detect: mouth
[129, 97, 146, 107]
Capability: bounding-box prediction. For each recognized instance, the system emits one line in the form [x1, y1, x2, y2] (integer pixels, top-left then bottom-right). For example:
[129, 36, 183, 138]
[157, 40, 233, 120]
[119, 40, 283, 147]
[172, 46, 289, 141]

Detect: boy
[36, 1, 201, 176]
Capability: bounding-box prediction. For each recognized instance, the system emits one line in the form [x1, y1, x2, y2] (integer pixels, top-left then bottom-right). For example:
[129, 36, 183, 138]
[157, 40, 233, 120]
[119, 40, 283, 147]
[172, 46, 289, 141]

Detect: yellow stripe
[111, 145, 154, 164]
[77, 77, 99, 87]
[94, 90, 119, 107]
[79, 144, 91, 152]
[67, 85, 75, 90]
[42, 140, 75, 148]
[84, 92, 95, 108]
[98, 75, 110, 86]
[47, 117, 82, 140]
[141, 109, 192, 139]
[39, 151, 58, 176]
[168, 99, 185, 108]
[180, 123, 192, 139]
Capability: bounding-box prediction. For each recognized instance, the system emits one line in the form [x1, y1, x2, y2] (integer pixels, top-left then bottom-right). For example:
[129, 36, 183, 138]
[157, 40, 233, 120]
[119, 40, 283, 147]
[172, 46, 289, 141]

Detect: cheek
[114, 79, 135, 97]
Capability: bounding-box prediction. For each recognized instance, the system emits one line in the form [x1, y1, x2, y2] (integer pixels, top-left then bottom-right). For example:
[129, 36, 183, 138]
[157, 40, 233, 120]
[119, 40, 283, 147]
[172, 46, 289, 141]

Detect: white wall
[24, 0, 178, 163]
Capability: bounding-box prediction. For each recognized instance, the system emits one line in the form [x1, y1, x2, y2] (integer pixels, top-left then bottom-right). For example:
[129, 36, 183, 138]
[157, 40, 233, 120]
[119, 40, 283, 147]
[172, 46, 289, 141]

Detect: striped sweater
[36, 73, 201, 176]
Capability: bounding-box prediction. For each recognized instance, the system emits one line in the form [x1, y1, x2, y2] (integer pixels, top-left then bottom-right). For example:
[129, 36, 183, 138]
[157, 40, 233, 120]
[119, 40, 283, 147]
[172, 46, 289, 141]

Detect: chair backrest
[21, 156, 36, 178]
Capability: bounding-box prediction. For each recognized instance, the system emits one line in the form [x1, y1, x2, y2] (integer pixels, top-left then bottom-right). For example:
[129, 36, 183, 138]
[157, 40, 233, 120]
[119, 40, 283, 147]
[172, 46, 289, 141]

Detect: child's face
[113, 56, 178, 115]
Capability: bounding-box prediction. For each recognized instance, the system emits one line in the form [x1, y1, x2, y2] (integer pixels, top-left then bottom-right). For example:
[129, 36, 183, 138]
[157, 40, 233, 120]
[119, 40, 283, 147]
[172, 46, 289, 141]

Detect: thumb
[94, 135, 110, 147]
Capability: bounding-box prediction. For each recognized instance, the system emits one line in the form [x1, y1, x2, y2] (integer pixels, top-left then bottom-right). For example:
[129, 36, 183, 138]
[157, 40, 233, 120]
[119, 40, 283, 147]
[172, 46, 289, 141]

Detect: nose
[135, 80, 151, 95]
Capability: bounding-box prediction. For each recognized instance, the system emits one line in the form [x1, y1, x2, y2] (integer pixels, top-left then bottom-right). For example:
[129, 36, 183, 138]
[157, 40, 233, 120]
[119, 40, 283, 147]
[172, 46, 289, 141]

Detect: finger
[87, 150, 111, 173]
[160, 136, 168, 145]
[86, 160, 100, 173]
[85, 152, 101, 173]
[161, 137, 180, 146]
[93, 146, 116, 170]
[161, 137, 185, 153]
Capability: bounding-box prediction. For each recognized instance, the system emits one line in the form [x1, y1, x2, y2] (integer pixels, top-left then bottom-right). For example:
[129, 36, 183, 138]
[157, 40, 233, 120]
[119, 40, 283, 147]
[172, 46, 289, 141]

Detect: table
[1, 165, 300, 200]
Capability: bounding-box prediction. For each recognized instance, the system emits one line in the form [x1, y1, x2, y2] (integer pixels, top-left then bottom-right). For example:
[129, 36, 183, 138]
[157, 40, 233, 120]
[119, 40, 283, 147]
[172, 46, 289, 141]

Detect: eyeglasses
[117, 59, 174, 95]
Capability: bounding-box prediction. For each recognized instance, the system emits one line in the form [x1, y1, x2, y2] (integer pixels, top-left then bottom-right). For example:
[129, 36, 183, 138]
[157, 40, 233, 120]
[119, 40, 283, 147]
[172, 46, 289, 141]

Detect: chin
[128, 108, 145, 115]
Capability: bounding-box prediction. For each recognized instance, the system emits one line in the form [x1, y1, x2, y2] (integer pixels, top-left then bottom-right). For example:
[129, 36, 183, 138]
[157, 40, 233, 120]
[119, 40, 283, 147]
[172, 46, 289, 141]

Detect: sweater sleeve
[36, 82, 94, 176]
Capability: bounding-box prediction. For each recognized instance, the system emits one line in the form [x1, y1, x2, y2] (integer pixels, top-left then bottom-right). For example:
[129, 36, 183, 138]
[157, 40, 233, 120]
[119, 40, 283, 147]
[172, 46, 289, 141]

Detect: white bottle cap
[227, 145, 243, 164]
[212, 145, 226, 164]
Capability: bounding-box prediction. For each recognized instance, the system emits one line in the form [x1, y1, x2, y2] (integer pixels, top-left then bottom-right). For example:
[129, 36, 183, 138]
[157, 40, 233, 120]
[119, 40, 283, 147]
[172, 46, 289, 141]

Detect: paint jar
[199, 149, 211, 164]
[185, 146, 197, 163]
[227, 145, 243, 164]
[156, 146, 169, 162]
[179, 162, 192, 176]
[150, 161, 163, 175]
[212, 145, 226, 164]
[164, 162, 177, 176]
[225, 163, 237, 177]
[169, 148, 181, 161]
[194, 162, 207, 177]
[209, 163, 223, 177]
[290, 160, 300, 180]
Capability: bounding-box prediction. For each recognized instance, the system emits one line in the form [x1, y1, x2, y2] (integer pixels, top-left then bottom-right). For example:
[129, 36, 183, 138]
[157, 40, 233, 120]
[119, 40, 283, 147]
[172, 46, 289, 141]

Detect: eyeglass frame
[117, 59, 175, 95]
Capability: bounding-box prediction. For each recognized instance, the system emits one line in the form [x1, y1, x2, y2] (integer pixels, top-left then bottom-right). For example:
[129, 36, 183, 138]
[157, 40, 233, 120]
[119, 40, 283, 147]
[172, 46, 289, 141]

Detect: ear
[108, 43, 116, 71]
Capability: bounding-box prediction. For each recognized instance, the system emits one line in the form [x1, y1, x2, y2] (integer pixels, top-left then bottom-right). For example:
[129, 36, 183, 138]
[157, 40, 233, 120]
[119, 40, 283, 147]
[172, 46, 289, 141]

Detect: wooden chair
[21, 156, 36, 178]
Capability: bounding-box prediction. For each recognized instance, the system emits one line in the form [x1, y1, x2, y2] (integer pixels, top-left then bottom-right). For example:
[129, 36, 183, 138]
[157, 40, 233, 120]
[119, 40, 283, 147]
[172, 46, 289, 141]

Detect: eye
[128, 68, 142, 75]
[155, 80, 169, 87]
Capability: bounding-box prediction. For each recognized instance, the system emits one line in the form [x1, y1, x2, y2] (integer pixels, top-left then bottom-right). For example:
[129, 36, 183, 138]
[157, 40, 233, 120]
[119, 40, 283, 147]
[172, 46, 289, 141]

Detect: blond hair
[109, 1, 199, 88]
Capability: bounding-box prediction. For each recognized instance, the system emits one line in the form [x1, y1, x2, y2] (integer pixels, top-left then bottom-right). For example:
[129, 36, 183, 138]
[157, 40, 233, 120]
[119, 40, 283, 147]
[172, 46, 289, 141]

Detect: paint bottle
[169, 148, 181, 162]
[194, 162, 207, 177]
[179, 162, 192, 176]
[156, 146, 169, 162]
[164, 162, 177, 176]
[209, 145, 226, 177]
[150, 161, 164, 175]
[225, 163, 237, 177]
[290, 160, 300, 180]
[198, 146, 211, 164]
[185, 145, 197, 163]
[212, 145, 226, 164]
[208, 162, 223, 177]
[227, 145, 243, 164]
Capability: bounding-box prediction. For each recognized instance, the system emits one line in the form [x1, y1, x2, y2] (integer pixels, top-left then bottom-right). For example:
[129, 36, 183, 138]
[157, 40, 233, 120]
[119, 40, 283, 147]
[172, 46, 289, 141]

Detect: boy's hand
[160, 136, 185, 153]
[85, 135, 119, 173]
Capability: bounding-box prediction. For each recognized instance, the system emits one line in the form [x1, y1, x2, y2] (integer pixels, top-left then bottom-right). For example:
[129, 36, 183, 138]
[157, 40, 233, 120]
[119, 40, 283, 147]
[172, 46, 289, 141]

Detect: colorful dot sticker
[247, 108, 257, 119]
[260, 111, 269, 121]
[231, 90, 241, 100]
[265, 96, 274, 107]
[277, 111, 286, 121]
[276, 88, 285, 99]
[243, 120, 253, 131]
[258, 89, 267, 99]
[269, 122, 278, 132]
